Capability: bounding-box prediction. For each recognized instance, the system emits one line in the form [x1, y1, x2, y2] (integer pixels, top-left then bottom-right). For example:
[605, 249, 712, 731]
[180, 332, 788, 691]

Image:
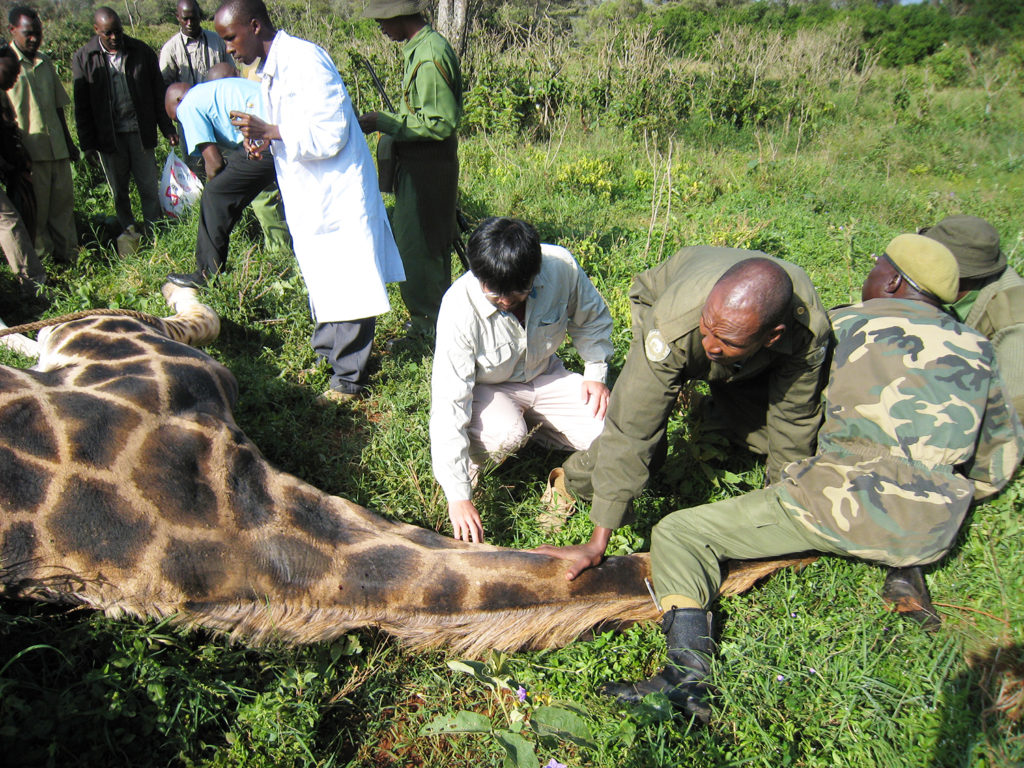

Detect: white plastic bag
[160, 151, 204, 218]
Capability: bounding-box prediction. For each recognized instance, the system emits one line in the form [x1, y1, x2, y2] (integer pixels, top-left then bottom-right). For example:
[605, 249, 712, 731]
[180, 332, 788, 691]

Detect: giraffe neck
[0, 312, 657, 654]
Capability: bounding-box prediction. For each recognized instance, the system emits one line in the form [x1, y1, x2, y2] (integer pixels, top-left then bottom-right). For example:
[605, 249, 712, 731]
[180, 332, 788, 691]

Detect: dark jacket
[72, 35, 173, 153]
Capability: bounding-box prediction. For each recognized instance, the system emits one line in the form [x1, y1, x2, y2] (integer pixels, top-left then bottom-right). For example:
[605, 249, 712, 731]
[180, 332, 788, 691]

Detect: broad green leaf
[447, 659, 513, 691]
[419, 710, 492, 735]
[494, 729, 539, 768]
[529, 705, 595, 748]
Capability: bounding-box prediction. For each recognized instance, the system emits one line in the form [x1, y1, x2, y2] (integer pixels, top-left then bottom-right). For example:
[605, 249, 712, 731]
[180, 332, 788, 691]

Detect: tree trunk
[435, 0, 474, 59]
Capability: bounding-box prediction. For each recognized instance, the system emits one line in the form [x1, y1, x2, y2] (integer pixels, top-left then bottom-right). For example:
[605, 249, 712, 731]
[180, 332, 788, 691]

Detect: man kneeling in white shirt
[430, 218, 614, 543]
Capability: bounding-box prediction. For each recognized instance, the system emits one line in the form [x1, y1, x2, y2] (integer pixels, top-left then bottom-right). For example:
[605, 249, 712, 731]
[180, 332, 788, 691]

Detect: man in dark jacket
[72, 6, 177, 232]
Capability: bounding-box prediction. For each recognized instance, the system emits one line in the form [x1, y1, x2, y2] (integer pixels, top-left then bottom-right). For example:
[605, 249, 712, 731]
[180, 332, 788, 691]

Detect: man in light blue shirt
[165, 62, 291, 285]
[168, 70, 259, 175]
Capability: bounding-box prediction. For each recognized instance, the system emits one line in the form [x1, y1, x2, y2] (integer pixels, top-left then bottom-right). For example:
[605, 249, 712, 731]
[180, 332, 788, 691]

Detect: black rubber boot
[601, 608, 715, 724]
[882, 566, 941, 631]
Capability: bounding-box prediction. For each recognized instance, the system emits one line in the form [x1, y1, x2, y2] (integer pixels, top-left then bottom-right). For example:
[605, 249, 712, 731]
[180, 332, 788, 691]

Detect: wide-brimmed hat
[361, 0, 423, 19]
[919, 215, 1006, 280]
[883, 234, 959, 304]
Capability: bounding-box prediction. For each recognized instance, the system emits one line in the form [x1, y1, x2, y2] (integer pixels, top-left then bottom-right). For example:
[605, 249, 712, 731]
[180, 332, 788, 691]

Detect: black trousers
[311, 318, 376, 394]
[194, 148, 277, 276]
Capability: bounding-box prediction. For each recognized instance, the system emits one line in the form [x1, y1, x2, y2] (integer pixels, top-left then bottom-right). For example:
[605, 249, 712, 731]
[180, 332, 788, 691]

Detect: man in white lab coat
[215, 0, 404, 400]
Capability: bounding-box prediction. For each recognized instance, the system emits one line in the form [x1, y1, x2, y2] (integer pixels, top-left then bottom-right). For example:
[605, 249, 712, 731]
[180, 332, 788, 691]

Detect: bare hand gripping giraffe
[0, 288, 810, 655]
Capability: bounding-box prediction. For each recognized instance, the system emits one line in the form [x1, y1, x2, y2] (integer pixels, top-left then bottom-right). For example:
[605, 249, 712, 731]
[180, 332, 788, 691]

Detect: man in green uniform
[921, 215, 1024, 415]
[538, 248, 831, 578]
[358, 0, 461, 342]
[8, 6, 79, 264]
[602, 234, 1024, 723]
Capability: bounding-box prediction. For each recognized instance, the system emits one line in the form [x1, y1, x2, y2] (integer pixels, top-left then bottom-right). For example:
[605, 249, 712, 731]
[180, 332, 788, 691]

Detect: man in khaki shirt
[8, 6, 78, 263]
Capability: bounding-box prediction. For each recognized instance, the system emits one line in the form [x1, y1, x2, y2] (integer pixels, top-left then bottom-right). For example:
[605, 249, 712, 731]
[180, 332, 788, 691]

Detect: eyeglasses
[480, 281, 533, 301]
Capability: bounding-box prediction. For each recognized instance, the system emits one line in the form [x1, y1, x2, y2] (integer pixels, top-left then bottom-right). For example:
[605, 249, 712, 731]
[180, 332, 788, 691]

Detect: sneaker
[317, 387, 362, 405]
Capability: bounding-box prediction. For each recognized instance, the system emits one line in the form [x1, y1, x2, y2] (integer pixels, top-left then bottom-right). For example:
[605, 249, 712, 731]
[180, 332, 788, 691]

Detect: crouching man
[430, 217, 613, 543]
[609, 234, 1023, 724]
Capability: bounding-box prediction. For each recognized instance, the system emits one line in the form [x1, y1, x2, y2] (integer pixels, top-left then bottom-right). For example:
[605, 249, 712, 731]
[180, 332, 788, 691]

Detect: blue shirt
[177, 77, 264, 155]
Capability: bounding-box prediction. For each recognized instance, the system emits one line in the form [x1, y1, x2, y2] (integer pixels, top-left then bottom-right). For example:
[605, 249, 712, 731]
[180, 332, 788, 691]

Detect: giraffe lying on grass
[0, 286, 811, 655]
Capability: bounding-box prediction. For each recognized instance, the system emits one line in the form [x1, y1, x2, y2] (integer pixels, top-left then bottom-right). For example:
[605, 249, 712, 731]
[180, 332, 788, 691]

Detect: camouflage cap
[919, 215, 1006, 280]
[884, 234, 959, 304]
[361, 0, 423, 19]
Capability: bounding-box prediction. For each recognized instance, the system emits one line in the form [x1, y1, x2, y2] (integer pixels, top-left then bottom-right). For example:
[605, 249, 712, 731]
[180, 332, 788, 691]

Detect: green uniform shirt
[7, 47, 70, 162]
[958, 267, 1024, 417]
[777, 298, 1024, 566]
[375, 25, 461, 142]
[588, 247, 832, 529]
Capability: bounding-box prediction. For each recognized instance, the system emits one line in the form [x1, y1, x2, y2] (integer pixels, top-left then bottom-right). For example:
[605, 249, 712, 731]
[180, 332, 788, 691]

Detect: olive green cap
[884, 233, 959, 304]
[361, 0, 423, 19]
[919, 215, 1006, 280]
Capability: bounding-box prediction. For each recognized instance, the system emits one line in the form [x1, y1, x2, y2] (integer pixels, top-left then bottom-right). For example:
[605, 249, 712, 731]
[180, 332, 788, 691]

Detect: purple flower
[808, 668, 817, 675]
[517, 686, 528, 703]
[545, 760, 567, 768]
[776, 674, 786, 683]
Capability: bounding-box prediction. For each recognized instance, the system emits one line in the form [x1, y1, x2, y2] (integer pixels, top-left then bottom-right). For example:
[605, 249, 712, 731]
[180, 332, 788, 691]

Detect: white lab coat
[262, 31, 404, 322]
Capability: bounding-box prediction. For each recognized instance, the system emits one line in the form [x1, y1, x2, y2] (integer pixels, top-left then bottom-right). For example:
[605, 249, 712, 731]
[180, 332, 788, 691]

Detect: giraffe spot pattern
[1, 521, 39, 585]
[161, 537, 230, 597]
[0, 446, 51, 512]
[0, 397, 58, 460]
[98, 375, 162, 411]
[60, 332, 147, 360]
[74, 360, 153, 387]
[134, 426, 218, 527]
[164, 362, 230, 415]
[53, 392, 142, 466]
[287, 490, 353, 545]
[49, 476, 153, 568]
[418, 571, 470, 613]
[335, 544, 422, 606]
[230, 448, 275, 529]
[252, 535, 331, 592]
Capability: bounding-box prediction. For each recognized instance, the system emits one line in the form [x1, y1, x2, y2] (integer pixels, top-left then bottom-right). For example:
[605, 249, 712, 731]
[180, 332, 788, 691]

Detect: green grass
[2, 10, 1024, 768]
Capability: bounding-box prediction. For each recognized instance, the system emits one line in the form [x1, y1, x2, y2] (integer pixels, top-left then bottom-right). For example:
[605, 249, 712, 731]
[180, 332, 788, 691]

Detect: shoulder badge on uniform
[645, 329, 671, 362]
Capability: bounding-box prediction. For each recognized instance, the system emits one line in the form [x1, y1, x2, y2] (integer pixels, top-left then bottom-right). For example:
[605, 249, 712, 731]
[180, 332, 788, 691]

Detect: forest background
[0, 0, 1022, 766]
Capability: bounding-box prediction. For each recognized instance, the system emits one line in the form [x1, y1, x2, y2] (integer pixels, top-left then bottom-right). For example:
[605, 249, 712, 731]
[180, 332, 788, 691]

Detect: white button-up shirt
[430, 244, 613, 500]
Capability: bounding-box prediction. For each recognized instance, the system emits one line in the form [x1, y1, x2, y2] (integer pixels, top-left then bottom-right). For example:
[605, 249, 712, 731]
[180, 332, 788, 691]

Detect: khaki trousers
[468, 358, 604, 465]
[0, 186, 45, 283]
[30, 158, 77, 262]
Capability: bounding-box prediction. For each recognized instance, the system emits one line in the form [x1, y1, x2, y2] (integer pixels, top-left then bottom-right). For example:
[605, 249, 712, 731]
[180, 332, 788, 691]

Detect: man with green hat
[598, 234, 1023, 724]
[920, 214, 1024, 415]
[358, 0, 461, 346]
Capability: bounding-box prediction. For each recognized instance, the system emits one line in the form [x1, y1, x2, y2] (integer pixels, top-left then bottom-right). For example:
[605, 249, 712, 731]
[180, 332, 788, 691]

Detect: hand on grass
[449, 499, 484, 543]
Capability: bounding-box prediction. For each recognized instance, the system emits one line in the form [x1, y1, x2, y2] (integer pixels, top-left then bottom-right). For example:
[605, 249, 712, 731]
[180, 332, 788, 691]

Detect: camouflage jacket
[776, 298, 1024, 567]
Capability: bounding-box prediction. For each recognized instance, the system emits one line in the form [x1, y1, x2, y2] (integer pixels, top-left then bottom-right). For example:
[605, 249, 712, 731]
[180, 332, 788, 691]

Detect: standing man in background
[216, 0, 404, 401]
[359, 0, 461, 347]
[160, 0, 230, 86]
[0, 45, 46, 289]
[72, 7, 178, 234]
[7, 6, 79, 265]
